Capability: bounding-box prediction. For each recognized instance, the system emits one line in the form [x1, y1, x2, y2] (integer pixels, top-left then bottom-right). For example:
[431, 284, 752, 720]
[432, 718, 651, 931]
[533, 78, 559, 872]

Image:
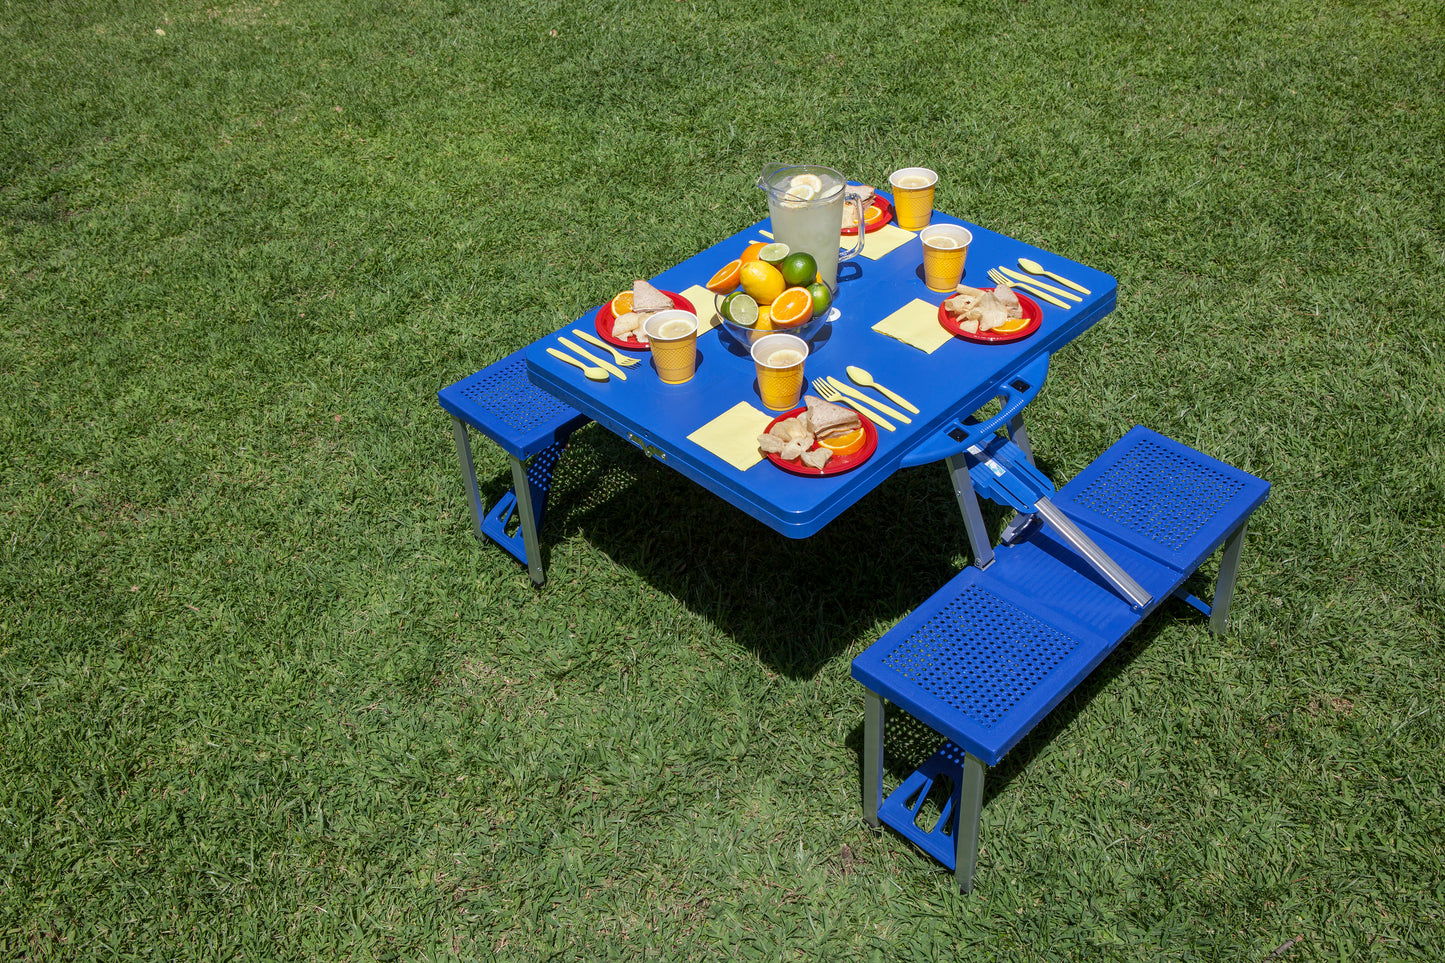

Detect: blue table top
[526, 195, 1117, 538]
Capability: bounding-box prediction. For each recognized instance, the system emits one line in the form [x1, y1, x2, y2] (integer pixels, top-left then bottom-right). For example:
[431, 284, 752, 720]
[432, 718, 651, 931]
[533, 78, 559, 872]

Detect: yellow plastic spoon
[845, 365, 920, 414]
[1017, 257, 1091, 296]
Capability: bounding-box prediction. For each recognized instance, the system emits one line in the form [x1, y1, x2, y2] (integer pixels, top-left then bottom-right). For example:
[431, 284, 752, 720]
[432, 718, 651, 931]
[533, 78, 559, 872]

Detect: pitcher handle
[839, 193, 867, 264]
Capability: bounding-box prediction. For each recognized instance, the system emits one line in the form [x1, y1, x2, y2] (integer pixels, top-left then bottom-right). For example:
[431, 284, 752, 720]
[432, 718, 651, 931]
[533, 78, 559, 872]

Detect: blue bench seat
[438, 348, 591, 585]
[851, 426, 1269, 892]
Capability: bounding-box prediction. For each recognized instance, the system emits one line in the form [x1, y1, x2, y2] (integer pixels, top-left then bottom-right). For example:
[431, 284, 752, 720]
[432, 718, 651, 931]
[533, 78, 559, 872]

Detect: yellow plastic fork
[987, 269, 1070, 309]
[571, 329, 641, 366]
[810, 378, 895, 432]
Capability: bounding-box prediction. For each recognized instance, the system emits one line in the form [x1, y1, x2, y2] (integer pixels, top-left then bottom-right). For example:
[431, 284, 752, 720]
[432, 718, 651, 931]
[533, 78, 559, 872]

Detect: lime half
[723, 291, 759, 327]
[758, 242, 791, 267]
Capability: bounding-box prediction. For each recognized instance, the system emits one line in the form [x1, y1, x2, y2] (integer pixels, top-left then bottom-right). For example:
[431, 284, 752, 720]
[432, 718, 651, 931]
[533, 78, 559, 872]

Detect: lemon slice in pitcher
[785, 172, 823, 200]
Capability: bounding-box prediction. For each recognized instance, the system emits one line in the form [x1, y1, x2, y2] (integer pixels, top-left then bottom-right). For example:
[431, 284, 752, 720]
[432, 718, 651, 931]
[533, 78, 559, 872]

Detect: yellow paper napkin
[872, 298, 953, 354]
[853, 223, 916, 260]
[687, 401, 776, 471]
[678, 284, 721, 334]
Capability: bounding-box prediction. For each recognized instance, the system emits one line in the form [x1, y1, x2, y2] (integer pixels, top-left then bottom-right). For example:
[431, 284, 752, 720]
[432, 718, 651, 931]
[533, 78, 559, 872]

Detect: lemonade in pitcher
[758, 165, 866, 293]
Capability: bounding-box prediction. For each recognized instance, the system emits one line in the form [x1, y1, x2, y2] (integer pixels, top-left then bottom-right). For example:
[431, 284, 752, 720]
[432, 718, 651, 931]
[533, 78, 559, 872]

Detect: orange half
[818, 427, 865, 457]
[609, 291, 634, 316]
[769, 286, 814, 328]
[706, 259, 742, 294]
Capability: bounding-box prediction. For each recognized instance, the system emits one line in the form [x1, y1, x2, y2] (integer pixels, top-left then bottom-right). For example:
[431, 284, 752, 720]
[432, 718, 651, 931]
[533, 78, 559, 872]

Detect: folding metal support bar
[966, 435, 1152, 610]
[1033, 498, 1152, 611]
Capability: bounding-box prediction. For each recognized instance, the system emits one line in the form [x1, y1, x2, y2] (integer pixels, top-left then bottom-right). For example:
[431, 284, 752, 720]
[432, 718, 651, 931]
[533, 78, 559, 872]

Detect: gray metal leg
[1006, 413, 1034, 463]
[946, 453, 994, 569]
[1209, 518, 1250, 636]
[451, 416, 485, 540]
[508, 454, 546, 587]
[862, 689, 885, 827]
[955, 752, 986, 893]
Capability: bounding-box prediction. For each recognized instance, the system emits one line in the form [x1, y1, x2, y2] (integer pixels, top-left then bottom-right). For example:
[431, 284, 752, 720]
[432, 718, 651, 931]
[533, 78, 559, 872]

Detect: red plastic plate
[595, 290, 697, 350]
[937, 289, 1042, 344]
[763, 407, 879, 477]
[841, 197, 893, 236]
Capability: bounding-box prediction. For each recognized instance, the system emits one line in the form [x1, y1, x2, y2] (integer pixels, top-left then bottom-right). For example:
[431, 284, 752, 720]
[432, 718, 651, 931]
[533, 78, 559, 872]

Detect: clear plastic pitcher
[757, 164, 867, 292]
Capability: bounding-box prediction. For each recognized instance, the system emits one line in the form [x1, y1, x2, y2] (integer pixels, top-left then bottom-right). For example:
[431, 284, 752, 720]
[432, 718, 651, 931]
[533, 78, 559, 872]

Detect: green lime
[723, 291, 758, 327]
[757, 242, 791, 266]
[779, 251, 818, 288]
[806, 282, 832, 317]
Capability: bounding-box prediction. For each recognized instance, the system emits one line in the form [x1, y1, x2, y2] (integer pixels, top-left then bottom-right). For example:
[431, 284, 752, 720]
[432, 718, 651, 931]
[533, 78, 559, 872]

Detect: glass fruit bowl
[714, 285, 839, 348]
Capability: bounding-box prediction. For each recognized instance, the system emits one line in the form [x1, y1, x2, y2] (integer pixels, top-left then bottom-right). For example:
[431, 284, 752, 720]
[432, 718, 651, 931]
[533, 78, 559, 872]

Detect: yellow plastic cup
[920, 224, 973, 292]
[644, 309, 699, 384]
[750, 333, 809, 411]
[889, 167, 938, 231]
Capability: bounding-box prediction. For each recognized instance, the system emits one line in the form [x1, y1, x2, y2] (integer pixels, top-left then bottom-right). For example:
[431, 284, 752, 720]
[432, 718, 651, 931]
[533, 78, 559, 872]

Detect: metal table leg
[947, 453, 995, 569]
[863, 688, 885, 827]
[955, 752, 987, 893]
[1006, 413, 1033, 463]
[1209, 518, 1251, 636]
[451, 414, 556, 588]
[509, 454, 546, 587]
[451, 416, 485, 540]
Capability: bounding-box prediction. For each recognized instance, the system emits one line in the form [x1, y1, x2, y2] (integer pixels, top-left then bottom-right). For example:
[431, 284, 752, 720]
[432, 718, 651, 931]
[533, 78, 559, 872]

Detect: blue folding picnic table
[521, 203, 1116, 551]
[440, 191, 1268, 892]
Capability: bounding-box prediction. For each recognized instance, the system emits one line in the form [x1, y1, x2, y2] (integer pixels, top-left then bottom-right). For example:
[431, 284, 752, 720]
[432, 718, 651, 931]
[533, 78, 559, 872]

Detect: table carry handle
[899, 353, 1051, 468]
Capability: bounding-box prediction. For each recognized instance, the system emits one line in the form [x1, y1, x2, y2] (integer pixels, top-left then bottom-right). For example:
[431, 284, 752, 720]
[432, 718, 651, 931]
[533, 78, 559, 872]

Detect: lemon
[787, 172, 823, 198]
[739, 260, 786, 305]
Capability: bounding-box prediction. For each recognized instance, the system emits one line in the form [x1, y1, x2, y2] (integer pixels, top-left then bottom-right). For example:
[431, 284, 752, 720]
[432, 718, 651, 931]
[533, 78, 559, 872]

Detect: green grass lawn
[3, 0, 1443, 958]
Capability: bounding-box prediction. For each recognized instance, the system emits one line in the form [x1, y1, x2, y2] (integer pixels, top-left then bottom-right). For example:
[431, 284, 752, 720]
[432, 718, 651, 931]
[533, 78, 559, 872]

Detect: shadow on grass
[512, 423, 1011, 678]
[468, 416, 1217, 866]
[481, 421, 1157, 681]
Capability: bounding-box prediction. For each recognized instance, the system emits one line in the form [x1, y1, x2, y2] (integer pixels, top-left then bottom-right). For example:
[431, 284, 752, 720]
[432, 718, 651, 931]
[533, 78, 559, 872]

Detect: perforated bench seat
[438, 348, 591, 585]
[851, 426, 1269, 891]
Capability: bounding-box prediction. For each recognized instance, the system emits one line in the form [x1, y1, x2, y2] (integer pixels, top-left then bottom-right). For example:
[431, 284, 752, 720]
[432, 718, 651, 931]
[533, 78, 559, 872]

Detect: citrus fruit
[739, 260, 786, 305]
[778, 251, 817, 287]
[755, 304, 773, 331]
[863, 204, 885, 228]
[706, 259, 741, 294]
[722, 291, 758, 327]
[806, 282, 832, 317]
[770, 287, 814, 328]
[758, 242, 790, 266]
[740, 240, 767, 263]
[818, 426, 865, 456]
[609, 291, 634, 316]
[787, 172, 823, 198]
